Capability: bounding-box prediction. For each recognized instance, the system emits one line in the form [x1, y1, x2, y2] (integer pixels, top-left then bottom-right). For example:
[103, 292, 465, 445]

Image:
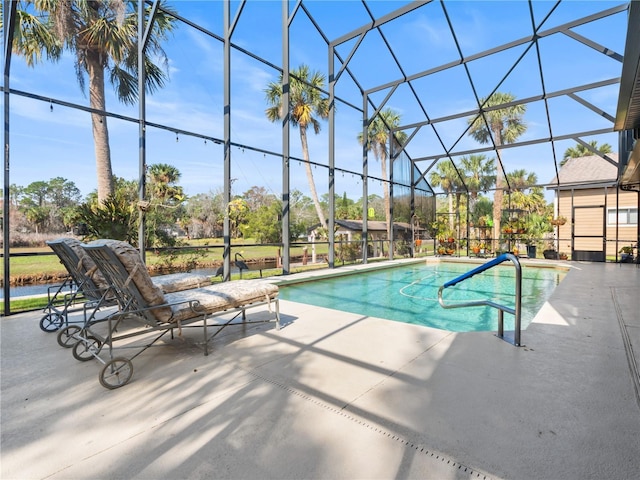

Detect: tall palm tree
[7, 0, 176, 204]
[468, 92, 527, 246]
[561, 140, 613, 166]
[506, 169, 537, 192]
[428, 160, 462, 231]
[357, 108, 407, 240]
[459, 154, 496, 209]
[265, 64, 330, 230]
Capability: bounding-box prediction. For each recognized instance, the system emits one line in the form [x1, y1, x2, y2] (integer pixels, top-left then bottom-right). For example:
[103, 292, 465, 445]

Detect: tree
[335, 192, 359, 220]
[228, 197, 248, 239]
[428, 161, 462, 231]
[76, 176, 138, 241]
[265, 64, 330, 229]
[24, 206, 49, 234]
[506, 169, 537, 192]
[459, 154, 496, 208]
[17, 177, 82, 232]
[242, 197, 282, 243]
[47, 177, 81, 208]
[148, 163, 184, 204]
[358, 107, 407, 240]
[7, 0, 176, 203]
[289, 188, 316, 238]
[243, 186, 273, 212]
[468, 92, 527, 246]
[561, 140, 613, 166]
[20, 181, 49, 208]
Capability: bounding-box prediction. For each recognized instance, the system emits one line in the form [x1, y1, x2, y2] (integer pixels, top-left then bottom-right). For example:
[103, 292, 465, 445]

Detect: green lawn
[1, 239, 330, 313]
[4, 239, 327, 278]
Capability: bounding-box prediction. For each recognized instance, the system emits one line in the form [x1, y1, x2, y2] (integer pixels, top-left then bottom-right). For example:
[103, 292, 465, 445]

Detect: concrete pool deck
[1, 259, 639, 479]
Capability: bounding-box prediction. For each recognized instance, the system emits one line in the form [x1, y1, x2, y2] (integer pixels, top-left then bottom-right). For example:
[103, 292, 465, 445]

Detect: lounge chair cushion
[165, 280, 279, 323]
[151, 272, 212, 294]
[60, 237, 110, 290]
[87, 239, 173, 322]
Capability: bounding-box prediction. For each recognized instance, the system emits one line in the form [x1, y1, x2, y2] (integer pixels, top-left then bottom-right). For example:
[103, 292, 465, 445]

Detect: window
[608, 207, 638, 226]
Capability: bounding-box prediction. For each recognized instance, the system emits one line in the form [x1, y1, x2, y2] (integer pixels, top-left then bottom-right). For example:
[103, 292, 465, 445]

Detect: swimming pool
[279, 261, 567, 332]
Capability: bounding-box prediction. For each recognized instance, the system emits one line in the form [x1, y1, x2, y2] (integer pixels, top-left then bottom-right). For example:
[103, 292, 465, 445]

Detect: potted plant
[524, 213, 553, 259]
[620, 245, 634, 263]
[550, 216, 567, 226]
[543, 240, 558, 259]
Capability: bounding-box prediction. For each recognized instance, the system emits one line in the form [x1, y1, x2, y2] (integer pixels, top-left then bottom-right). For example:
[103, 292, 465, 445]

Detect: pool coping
[273, 255, 573, 288]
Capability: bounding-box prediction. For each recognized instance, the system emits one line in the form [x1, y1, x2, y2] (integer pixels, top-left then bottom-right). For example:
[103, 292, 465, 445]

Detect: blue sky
[2, 0, 629, 203]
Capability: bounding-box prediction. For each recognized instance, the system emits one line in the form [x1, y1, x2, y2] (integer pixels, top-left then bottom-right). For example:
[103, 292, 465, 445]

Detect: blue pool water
[279, 262, 566, 332]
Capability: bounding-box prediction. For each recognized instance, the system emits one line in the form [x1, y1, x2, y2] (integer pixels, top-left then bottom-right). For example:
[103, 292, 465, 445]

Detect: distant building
[548, 154, 638, 261]
[309, 219, 429, 258]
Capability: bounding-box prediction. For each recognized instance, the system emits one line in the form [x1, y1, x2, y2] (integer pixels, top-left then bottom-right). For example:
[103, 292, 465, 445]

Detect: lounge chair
[76, 239, 280, 389]
[42, 238, 119, 339]
[45, 238, 212, 348]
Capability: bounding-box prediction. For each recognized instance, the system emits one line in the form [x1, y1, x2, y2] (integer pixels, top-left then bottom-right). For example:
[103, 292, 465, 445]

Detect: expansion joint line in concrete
[611, 287, 640, 410]
[245, 369, 493, 479]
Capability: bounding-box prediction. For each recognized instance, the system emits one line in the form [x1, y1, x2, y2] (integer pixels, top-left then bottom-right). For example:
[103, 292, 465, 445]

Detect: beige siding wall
[556, 188, 637, 258]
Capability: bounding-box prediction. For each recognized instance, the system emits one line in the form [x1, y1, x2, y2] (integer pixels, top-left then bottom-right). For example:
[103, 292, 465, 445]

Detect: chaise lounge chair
[43, 238, 119, 338]
[45, 238, 212, 348]
[75, 239, 280, 389]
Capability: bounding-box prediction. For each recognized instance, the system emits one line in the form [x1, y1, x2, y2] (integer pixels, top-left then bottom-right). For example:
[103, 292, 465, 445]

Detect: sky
[1, 0, 630, 204]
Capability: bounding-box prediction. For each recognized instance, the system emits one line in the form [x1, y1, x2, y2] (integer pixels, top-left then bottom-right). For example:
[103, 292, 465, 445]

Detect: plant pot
[621, 253, 634, 263]
[526, 245, 536, 258]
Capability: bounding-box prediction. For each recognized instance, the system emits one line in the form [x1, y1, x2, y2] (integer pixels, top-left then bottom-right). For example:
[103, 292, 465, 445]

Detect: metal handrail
[438, 253, 522, 346]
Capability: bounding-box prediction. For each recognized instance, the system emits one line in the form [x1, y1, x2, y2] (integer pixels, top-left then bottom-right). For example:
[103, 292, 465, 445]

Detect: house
[308, 219, 429, 259]
[548, 154, 638, 261]
[335, 219, 430, 257]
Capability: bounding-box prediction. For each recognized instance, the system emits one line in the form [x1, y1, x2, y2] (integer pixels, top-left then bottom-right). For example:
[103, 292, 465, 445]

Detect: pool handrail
[438, 253, 522, 346]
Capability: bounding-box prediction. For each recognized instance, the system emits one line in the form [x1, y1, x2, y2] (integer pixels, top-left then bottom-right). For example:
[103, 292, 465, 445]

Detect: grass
[1, 260, 331, 315]
[4, 239, 328, 278]
[1, 238, 331, 313]
[1, 295, 51, 315]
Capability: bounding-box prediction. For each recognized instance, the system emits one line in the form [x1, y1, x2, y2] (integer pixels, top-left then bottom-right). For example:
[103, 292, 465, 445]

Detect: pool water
[279, 262, 566, 332]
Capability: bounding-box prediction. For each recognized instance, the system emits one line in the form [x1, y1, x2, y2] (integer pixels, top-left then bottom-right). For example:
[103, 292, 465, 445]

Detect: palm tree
[7, 0, 176, 204]
[357, 108, 407, 240]
[468, 92, 527, 246]
[459, 154, 496, 209]
[506, 169, 537, 192]
[148, 163, 183, 203]
[561, 140, 613, 166]
[428, 160, 462, 231]
[265, 64, 330, 230]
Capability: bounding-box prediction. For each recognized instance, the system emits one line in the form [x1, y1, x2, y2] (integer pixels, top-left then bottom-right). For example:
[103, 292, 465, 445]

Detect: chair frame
[43, 240, 118, 347]
[75, 242, 279, 389]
